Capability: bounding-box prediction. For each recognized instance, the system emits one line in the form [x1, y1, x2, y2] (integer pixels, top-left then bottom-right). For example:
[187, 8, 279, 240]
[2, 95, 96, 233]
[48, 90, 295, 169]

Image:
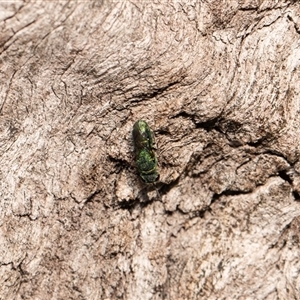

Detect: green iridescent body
[132, 120, 155, 151]
[132, 120, 159, 183]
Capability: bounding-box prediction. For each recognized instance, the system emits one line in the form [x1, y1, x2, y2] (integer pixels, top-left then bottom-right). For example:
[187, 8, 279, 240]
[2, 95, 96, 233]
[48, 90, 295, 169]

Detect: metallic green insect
[132, 120, 159, 183]
[132, 120, 156, 151]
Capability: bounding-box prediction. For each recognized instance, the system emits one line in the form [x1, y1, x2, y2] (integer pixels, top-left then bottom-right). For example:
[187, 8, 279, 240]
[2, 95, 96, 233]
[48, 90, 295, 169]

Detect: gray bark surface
[0, 1, 300, 299]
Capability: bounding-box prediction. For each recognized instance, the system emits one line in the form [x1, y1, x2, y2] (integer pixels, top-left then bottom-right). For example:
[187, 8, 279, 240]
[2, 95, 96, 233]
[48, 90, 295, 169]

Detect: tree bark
[0, 0, 300, 299]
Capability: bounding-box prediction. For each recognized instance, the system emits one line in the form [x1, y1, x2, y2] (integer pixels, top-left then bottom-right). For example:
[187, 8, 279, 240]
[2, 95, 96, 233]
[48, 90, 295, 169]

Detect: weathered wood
[0, 0, 299, 299]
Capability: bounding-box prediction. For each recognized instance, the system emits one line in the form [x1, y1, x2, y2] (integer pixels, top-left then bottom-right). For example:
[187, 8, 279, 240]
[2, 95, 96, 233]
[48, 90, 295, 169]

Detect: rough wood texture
[0, 1, 300, 299]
